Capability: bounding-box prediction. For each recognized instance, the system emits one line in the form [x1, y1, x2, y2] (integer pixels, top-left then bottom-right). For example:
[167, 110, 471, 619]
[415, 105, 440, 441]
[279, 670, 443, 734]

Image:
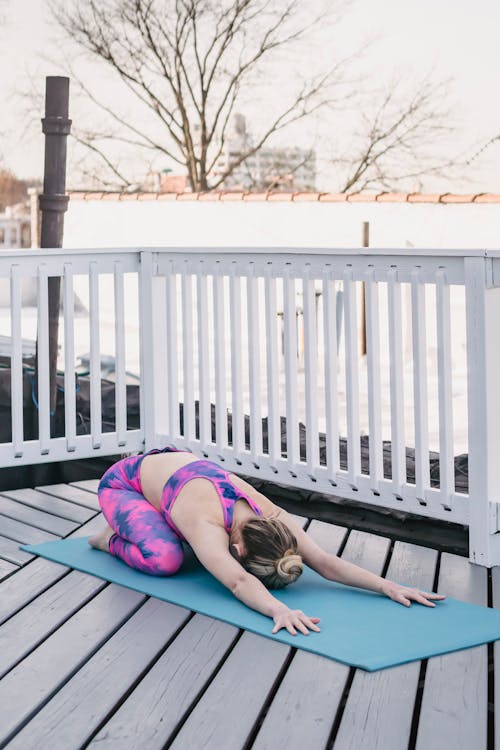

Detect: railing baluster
[197, 268, 211, 449]
[247, 264, 262, 463]
[182, 267, 196, 443]
[303, 267, 319, 475]
[230, 266, 244, 458]
[89, 261, 102, 449]
[436, 268, 454, 508]
[387, 267, 406, 493]
[63, 263, 76, 452]
[283, 269, 299, 465]
[165, 262, 179, 438]
[411, 267, 430, 502]
[139, 251, 155, 450]
[10, 265, 23, 457]
[114, 261, 126, 447]
[365, 266, 383, 490]
[323, 272, 340, 480]
[213, 267, 228, 453]
[343, 266, 361, 485]
[265, 264, 280, 466]
[37, 264, 51, 454]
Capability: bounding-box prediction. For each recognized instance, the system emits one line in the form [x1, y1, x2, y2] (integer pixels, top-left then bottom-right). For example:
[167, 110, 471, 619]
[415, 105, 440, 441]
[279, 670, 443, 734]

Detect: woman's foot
[88, 524, 115, 552]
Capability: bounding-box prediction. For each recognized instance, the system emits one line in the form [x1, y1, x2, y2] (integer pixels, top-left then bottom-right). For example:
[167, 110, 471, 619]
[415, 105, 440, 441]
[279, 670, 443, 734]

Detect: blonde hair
[231, 517, 303, 589]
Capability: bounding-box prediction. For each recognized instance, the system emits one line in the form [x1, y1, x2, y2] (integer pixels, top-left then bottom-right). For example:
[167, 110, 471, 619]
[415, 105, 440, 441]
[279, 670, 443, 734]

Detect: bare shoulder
[228, 473, 279, 516]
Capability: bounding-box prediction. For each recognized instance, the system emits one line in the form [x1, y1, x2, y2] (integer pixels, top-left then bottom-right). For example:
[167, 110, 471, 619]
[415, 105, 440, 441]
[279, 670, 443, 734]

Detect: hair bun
[276, 551, 303, 582]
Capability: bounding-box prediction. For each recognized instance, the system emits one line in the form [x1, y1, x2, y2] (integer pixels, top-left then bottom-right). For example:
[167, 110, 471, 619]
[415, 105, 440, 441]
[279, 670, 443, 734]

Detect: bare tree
[464, 133, 500, 171]
[50, 0, 348, 192]
[331, 74, 462, 193]
[0, 168, 33, 211]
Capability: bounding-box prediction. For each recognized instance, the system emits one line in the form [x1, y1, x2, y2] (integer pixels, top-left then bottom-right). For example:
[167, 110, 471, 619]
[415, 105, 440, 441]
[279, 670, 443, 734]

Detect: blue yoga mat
[21, 537, 500, 671]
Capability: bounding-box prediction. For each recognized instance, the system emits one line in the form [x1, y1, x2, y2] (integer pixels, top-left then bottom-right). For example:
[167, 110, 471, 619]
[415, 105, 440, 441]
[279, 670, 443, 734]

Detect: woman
[89, 447, 445, 635]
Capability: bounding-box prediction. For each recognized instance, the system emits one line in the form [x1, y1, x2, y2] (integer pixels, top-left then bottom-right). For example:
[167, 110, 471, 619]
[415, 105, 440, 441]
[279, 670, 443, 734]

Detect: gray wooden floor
[0, 479, 497, 750]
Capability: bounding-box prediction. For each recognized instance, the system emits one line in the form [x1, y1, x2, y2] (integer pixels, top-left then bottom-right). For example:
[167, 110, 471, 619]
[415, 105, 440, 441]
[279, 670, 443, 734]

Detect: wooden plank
[0, 514, 105, 625]
[36, 483, 101, 512]
[252, 522, 389, 750]
[253, 650, 348, 750]
[2, 487, 96, 522]
[169, 631, 290, 750]
[337, 527, 391, 574]
[6, 600, 191, 750]
[0, 495, 78, 537]
[0, 584, 145, 746]
[70, 479, 100, 494]
[415, 553, 488, 750]
[333, 542, 438, 750]
[0, 536, 34, 566]
[0, 515, 59, 545]
[0, 558, 17, 581]
[88, 615, 238, 749]
[0, 571, 107, 679]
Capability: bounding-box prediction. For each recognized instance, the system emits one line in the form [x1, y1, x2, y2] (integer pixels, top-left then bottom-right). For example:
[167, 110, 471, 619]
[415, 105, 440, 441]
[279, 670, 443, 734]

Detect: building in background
[143, 169, 188, 193]
[142, 115, 316, 193]
[0, 203, 31, 248]
[212, 113, 316, 192]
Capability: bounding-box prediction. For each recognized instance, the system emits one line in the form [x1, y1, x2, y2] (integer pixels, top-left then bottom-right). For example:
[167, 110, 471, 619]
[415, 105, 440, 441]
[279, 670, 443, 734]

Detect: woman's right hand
[272, 608, 321, 636]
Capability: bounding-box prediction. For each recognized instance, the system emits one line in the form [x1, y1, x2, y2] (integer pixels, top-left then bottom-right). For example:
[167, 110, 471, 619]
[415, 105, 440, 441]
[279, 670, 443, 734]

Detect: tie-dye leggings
[97, 450, 185, 576]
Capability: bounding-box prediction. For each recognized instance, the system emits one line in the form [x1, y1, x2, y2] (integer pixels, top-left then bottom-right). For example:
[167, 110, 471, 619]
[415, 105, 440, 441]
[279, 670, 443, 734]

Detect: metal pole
[36, 76, 71, 433]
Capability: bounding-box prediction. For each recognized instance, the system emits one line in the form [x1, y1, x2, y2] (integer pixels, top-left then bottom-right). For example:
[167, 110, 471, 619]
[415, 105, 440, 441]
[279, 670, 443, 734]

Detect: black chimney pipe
[37, 76, 71, 433]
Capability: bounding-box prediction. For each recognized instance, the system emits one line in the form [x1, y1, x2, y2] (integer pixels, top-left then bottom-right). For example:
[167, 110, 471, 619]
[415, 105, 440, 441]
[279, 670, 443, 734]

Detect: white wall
[63, 197, 500, 250]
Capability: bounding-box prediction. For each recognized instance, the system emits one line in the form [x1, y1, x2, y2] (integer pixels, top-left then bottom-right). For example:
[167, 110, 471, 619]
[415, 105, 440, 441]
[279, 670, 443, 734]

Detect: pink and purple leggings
[97, 449, 185, 576]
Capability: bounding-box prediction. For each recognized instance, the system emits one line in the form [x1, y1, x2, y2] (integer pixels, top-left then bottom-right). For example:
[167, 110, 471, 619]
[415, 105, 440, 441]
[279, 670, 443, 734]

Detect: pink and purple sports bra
[151, 448, 264, 541]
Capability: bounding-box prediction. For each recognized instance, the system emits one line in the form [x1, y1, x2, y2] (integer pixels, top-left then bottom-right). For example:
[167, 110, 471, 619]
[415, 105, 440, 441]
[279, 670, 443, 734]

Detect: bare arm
[274, 507, 446, 608]
[187, 521, 320, 634]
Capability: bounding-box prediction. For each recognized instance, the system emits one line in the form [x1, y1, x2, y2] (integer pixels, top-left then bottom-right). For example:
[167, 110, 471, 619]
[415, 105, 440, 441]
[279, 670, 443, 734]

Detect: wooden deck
[0, 479, 496, 750]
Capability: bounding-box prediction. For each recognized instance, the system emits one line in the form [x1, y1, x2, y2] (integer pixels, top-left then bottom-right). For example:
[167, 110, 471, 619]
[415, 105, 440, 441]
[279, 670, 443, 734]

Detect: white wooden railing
[1, 246, 500, 566]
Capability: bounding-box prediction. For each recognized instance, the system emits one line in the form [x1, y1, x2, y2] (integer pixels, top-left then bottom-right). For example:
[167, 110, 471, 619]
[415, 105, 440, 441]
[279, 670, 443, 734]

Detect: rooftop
[68, 190, 500, 204]
[0, 477, 494, 749]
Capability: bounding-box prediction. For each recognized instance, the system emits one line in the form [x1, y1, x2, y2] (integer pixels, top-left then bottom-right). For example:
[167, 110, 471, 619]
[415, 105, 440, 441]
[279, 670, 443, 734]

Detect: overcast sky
[1, 0, 499, 192]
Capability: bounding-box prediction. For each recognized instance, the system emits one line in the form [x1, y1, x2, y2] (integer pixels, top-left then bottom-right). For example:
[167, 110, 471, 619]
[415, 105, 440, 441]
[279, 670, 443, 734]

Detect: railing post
[465, 255, 500, 566]
[139, 251, 168, 451]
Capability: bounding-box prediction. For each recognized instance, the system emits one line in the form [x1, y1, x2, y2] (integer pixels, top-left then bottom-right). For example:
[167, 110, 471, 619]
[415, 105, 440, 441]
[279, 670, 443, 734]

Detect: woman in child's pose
[90, 447, 445, 635]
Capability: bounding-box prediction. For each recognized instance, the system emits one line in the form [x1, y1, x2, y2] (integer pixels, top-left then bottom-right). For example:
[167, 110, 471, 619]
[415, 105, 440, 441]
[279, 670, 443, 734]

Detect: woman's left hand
[381, 581, 446, 608]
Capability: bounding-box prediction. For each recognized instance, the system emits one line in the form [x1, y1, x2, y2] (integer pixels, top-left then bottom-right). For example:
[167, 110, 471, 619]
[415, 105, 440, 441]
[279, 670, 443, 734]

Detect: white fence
[1, 246, 500, 566]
